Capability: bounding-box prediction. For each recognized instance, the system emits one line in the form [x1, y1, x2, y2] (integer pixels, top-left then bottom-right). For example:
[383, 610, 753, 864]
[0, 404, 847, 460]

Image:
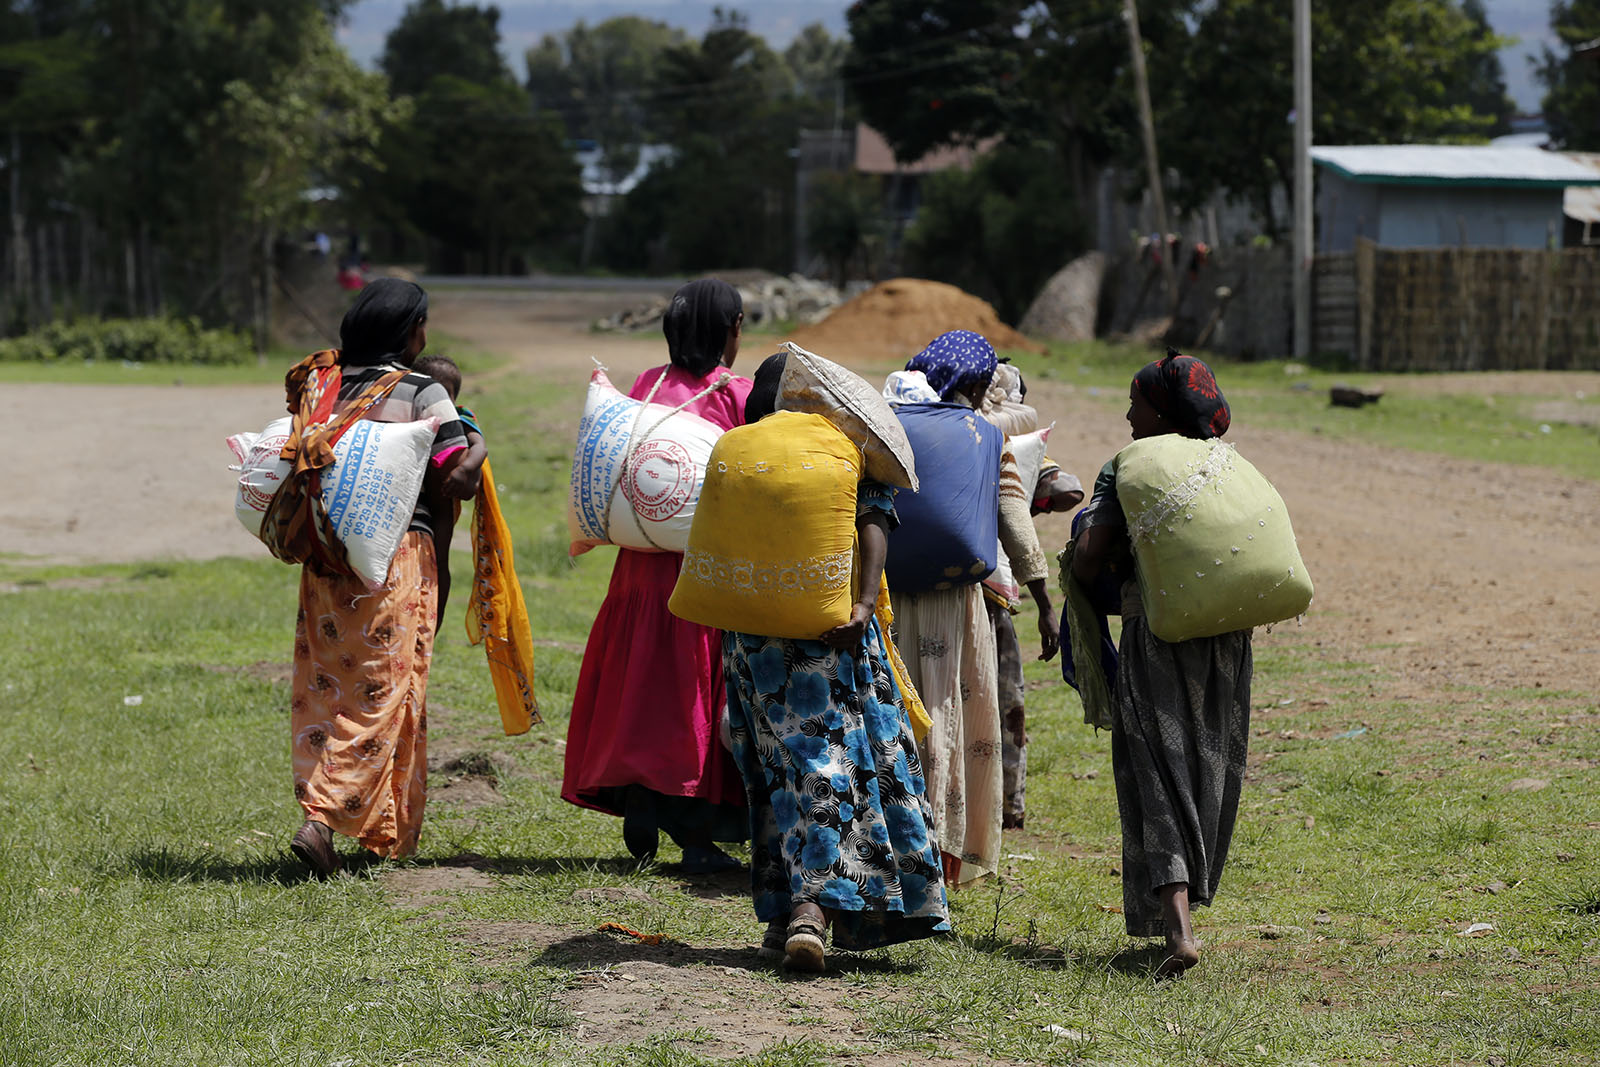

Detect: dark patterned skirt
[1112, 613, 1252, 937]
[723, 619, 951, 950]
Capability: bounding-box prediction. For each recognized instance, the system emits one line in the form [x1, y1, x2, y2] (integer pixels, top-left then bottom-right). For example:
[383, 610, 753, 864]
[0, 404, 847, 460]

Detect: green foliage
[2, 0, 389, 334]
[371, 77, 582, 273]
[903, 143, 1088, 322]
[806, 172, 883, 283]
[0, 317, 252, 364]
[361, 8, 584, 274]
[525, 15, 686, 188]
[380, 0, 514, 98]
[1538, 0, 1600, 150]
[845, 0, 1190, 207]
[1165, 0, 1510, 234]
[591, 11, 810, 274]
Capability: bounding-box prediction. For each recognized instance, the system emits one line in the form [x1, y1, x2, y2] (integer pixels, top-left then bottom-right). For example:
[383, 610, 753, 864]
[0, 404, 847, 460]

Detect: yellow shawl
[875, 573, 930, 746]
[466, 459, 540, 734]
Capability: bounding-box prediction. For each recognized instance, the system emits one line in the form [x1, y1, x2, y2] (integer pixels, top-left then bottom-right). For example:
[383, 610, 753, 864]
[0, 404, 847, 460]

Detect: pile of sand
[782, 278, 1044, 365]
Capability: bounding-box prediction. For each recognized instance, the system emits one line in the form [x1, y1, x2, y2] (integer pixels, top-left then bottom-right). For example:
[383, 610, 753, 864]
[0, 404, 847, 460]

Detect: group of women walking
[279, 277, 1255, 980]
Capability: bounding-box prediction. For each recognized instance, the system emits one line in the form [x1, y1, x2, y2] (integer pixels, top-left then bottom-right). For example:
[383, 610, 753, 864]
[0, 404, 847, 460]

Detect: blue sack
[884, 402, 1002, 593]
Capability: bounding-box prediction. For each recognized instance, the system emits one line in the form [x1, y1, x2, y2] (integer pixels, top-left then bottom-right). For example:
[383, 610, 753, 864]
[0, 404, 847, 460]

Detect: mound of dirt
[782, 278, 1044, 365]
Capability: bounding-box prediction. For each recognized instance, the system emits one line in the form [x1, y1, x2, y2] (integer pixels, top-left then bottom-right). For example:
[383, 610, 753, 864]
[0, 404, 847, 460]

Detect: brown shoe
[290, 820, 342, 878]
[783, 912, 827, 973]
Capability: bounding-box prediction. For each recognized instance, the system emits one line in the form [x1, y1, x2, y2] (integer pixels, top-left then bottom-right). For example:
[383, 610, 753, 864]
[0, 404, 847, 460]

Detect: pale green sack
[1113, 436, 1312, 642]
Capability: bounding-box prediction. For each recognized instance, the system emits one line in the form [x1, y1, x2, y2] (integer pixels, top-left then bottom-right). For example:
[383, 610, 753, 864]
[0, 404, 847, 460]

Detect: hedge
[0, 317, 254, 364]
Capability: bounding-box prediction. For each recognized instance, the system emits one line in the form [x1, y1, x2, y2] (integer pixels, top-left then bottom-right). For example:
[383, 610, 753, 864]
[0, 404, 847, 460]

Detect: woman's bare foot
[1155, 882, 1200, 978]
[290, 819, 341, 879]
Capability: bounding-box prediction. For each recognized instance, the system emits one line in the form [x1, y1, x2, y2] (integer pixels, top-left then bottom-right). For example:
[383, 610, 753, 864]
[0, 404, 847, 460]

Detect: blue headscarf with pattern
[906, 330, 999, 403]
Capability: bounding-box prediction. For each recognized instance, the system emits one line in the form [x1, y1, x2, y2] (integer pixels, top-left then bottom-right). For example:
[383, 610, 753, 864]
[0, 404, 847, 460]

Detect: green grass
[0, 332, 506, 387]
[1006, 339, 1600, 482]
[1, 352, 1597, 1065]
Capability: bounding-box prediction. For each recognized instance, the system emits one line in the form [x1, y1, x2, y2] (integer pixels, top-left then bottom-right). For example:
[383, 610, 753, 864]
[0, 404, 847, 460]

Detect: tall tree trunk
[35, 224, 52, 323]
[124, 236, 138, 316]
[138, 222, 158, 317]
[9, 129, 32, 331]
[254, 225, 271, 361]
[52, 221, 72, 318]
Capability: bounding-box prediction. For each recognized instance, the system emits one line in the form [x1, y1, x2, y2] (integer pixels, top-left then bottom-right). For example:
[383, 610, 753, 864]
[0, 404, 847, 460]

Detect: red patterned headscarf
[1132, 347, 1230, 439]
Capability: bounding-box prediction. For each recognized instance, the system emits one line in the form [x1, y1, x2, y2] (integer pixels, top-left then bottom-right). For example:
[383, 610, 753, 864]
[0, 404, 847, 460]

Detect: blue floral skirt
[723, 620, 951, 950]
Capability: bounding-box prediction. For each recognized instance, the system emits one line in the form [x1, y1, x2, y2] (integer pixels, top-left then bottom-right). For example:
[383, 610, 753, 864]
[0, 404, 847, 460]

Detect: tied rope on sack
[465, 446, 541, 735]
[600, 363, 733, 552]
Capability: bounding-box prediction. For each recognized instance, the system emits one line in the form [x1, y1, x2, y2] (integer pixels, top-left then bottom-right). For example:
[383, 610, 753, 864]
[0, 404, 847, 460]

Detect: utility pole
[1292, 0, 1313, 357]
[1122, 0, 1178, 317]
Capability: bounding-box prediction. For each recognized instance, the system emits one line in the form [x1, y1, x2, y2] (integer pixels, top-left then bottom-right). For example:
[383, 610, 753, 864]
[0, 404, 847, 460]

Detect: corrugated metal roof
[1311, 145, 1600, 187]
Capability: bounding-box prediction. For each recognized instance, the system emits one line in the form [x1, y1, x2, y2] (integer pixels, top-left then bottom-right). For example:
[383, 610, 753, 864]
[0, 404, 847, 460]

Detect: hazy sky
[338, 0, 1556, 113]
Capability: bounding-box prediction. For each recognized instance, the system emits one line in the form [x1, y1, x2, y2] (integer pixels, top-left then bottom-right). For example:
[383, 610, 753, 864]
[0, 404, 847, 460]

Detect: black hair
[339, 277, 428, 364]
[413, 353, 461, 398]
[662, 278, 742, 377]
[744, 351, 788, 423]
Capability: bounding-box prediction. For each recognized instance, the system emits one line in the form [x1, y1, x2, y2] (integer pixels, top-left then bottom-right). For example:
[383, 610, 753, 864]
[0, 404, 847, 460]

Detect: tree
[1163, 0, 1510, 236]
[0, 0, 392, 340]
[785, 21, 849, 125]
[902, 142, 1087, 322]
[844, 0, 1193, 213]
[524, 16, 684, 186]
[1538, 0, 1600, 150]
[380, 0, 511, 98]
[806, 171, 882, 282]
[597, 9, 802, 273]
[1459, 0, 1516, 137]
[366, 2, 582, 273]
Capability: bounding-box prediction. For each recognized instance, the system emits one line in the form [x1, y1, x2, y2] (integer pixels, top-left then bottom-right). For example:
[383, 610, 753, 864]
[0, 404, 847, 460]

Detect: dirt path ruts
[8, 286, 1599, 698]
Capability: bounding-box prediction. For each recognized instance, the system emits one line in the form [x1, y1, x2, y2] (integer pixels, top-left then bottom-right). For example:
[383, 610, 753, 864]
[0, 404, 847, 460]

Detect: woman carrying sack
[718, 352, 949, 973]
[889, 331, 1059, 887]
[286, 279, 471, 876]
[1071, 349, 1252, 978]
[562, 279, 754, 873]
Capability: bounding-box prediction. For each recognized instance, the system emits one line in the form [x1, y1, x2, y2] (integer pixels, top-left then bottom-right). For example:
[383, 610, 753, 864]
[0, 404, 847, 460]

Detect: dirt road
[7, 286, 1598, 694]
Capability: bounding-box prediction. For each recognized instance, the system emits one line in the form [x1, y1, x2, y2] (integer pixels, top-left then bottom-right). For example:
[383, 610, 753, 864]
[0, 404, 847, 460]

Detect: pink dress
[561, 364, 754, 842]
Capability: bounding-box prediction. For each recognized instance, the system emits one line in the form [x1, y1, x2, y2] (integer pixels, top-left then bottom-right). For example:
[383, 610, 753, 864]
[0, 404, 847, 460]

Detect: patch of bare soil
[785, 277, 1044, 364]
[426, 713, 519, 813]
[448, 921, 1022, 1066]
[14, 282, 1600, 1061]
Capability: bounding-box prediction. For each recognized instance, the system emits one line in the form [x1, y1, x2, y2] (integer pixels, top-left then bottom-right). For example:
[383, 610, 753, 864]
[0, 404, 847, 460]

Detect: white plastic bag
[228, 414, 437, 587]
[567, 367, 726, 556]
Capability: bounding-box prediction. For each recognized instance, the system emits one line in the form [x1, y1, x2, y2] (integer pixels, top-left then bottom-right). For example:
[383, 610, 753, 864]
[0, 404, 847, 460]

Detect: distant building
[1311, 145, 1600, 251]
[793, 123, 997, 274]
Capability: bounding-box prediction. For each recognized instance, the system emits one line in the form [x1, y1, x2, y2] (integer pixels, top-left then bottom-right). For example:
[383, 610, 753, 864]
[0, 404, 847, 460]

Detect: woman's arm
[442, 429, 486, 500]
[1071, 522, 1120, 583]
[820, 511, 889, 649]
[998, 448, 1057, 660]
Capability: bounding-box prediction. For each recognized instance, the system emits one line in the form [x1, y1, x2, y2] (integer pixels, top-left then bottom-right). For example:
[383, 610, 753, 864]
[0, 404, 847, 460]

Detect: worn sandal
[783, 914, 827, 973]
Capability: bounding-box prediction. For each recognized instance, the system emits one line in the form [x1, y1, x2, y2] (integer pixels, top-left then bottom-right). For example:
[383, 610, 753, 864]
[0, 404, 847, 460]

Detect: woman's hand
[442, 462, 482, 500]
[821, 602, 873, 649]
[1037, 605, 1060, 662]
[1027, 577, 1059, 662]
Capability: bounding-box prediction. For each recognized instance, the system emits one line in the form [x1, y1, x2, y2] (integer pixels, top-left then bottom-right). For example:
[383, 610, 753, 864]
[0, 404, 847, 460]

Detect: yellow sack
[670, 411, 862, 640]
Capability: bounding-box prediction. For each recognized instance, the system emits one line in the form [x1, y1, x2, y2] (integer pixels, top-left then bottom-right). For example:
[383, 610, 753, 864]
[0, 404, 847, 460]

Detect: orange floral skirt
[291, 532, 436, 858]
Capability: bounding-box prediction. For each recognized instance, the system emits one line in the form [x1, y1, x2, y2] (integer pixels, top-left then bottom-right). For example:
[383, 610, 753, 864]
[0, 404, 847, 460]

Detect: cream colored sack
[776, 341, 918, 490]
